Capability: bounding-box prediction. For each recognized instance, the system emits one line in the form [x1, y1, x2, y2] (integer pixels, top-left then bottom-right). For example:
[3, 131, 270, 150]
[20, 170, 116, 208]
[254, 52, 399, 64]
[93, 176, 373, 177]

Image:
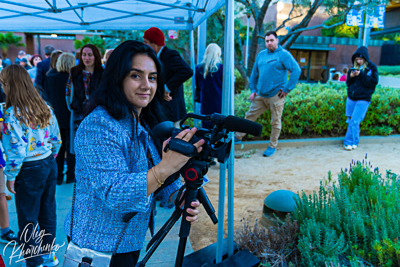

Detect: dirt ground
[190, 142, 400, 251]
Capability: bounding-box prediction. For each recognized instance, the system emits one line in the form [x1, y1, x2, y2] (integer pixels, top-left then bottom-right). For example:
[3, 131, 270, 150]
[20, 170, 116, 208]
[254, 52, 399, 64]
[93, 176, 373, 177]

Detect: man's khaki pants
[235, 92, 285, 148]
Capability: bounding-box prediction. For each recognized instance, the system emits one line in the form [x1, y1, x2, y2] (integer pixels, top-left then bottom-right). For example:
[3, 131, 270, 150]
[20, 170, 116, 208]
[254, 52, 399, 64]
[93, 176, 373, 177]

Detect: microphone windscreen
[152, 121, 174, 139]
[224, 115, 262, 136]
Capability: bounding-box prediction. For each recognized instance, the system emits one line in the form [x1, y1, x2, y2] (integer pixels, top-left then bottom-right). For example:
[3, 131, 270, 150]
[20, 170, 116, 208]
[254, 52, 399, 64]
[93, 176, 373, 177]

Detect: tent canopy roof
[0, 0, 224, 32]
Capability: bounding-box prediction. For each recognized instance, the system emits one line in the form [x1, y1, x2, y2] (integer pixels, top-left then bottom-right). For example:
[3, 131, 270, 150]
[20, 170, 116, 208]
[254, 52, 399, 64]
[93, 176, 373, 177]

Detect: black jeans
[66, 236, 140, 266]
[56, 128, 75, 183]
[15, 155, 58, 267]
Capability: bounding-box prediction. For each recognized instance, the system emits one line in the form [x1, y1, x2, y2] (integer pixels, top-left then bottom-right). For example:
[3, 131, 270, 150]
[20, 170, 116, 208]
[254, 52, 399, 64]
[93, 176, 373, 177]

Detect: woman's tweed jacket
[64, 106, 181, 253]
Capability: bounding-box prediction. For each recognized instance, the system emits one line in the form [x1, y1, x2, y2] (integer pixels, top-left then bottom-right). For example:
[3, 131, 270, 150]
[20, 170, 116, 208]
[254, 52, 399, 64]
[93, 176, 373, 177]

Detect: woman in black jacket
[46, 53, 76, 184]
[66, 44, 103, 154]
[344, 46, 379, 150]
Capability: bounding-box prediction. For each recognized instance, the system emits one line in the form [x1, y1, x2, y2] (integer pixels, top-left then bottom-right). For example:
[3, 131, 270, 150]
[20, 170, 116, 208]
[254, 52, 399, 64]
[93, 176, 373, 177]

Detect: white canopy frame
[0, 0, 224, 31]
[0, 0, 236, 264]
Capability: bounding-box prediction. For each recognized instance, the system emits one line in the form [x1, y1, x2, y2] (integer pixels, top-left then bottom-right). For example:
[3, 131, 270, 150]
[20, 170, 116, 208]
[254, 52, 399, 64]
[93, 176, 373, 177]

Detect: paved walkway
[379, 76, 400, 88]
[0, 180, 192, 267]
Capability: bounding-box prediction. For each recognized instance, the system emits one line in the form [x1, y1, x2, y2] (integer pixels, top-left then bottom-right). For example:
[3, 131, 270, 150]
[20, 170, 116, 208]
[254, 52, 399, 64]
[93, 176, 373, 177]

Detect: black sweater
[346, 46, 379, 102]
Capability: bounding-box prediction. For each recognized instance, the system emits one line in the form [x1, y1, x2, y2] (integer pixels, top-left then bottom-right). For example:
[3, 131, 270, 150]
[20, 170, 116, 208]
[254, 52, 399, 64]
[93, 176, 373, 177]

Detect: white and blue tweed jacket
[64, 106, 181, 253]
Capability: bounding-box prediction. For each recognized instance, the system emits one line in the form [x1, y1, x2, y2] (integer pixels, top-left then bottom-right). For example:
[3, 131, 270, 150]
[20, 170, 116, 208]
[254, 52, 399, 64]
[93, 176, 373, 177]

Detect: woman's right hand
[350, 70, 359, 78]
[158, 127, 204, 178]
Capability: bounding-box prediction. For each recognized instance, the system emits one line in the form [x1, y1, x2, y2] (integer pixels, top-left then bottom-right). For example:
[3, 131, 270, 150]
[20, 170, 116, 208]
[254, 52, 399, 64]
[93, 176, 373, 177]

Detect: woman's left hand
[185, 200, 200, 224]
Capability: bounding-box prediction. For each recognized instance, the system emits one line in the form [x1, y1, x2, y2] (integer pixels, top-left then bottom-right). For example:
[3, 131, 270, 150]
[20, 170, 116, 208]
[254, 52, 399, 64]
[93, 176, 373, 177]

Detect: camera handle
[137, 160, 218, 267]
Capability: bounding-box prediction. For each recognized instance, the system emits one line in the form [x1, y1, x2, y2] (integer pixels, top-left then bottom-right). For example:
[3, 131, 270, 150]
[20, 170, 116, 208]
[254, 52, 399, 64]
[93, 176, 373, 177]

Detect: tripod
[137, 159, 218, 267]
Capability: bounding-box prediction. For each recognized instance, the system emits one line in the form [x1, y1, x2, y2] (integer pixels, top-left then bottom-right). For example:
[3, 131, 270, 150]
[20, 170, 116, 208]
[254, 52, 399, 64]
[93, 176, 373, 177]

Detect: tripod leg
[175, 188, 198, 267]
[137, 209, 183, 267]
[197, 188, 218, 224]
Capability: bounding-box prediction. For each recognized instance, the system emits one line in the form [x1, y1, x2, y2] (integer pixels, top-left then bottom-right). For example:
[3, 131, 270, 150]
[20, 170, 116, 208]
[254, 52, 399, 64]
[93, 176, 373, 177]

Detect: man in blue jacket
[235, 31, 301, 157]
[35, 45, 55, 92]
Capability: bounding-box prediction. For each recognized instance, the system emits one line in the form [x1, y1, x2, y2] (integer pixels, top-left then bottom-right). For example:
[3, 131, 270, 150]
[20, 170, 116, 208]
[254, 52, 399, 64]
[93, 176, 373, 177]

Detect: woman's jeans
[14, 155, 58, 267]
[344, 97, 371, 146]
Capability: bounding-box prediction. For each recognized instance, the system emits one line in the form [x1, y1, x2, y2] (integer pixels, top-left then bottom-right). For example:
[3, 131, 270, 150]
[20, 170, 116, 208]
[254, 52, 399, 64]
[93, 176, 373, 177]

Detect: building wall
[384, 8, 400, 29]
[33, 37, 76, 58]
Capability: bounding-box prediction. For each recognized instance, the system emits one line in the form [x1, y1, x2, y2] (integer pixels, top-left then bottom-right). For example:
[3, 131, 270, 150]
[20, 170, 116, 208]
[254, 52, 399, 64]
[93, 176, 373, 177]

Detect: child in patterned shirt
[0, 65, 61, 267]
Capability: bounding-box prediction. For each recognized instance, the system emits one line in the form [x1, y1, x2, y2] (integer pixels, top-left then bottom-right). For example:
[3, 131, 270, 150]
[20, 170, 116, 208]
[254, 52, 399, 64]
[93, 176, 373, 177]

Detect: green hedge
[378, 66, 400, 77]
[184, 81, 400, 138]
[234, 82, 400, 138]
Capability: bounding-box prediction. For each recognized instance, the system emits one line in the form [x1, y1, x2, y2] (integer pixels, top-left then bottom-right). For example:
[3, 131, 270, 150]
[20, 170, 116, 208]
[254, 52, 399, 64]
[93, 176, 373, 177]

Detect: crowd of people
[0, 27, 378, 267]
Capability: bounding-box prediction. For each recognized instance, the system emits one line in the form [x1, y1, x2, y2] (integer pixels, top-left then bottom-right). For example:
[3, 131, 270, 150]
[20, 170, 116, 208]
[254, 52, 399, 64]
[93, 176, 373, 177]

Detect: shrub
[235, 217, 301, 266]
[294, 158, 400, 266]
[234, 83, 400, 139]
[234, 160, 399, 266]
[234, 68, 246, 93]
[378, 66, 400, 76]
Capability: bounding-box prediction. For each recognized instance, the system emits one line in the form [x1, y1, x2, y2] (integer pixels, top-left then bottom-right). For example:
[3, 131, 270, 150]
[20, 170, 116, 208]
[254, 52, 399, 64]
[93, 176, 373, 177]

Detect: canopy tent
[0, 0, 237, 264]
[0, 0, 224, 31]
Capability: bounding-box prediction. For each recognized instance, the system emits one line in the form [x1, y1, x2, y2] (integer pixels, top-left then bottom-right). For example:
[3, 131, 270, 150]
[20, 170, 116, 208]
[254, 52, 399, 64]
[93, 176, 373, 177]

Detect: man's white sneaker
[344, 145, 353, 151]
[352, 145, 358, 150]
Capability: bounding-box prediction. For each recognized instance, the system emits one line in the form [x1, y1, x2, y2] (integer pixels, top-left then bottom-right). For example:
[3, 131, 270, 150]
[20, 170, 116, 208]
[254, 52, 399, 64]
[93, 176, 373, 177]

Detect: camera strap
[164, 138, 196, 157]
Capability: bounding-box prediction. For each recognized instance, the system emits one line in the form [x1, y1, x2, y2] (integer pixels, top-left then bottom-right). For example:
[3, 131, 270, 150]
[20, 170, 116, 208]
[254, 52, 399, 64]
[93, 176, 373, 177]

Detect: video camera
[154, 113, 263, 164]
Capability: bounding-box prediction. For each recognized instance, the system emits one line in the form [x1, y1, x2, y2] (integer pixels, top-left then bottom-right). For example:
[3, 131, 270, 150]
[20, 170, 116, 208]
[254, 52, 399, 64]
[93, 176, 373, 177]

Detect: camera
[153, 113, 262, 165]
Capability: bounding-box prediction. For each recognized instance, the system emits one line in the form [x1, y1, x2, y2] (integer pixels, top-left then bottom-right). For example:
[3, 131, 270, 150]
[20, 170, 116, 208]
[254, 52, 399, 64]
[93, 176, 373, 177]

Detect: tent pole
[217, 0, 235, 262]
[245, 14, 250, 69]
[224, 0, 235, 257]
[188, 7, 197, 128]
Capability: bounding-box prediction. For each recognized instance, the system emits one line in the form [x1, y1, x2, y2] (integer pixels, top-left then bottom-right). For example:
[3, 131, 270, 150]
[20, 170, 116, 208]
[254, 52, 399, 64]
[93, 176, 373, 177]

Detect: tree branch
[275, 0, 304, 32]
[336, 0, 349, 8]
[246, 0, 259, 19]
[286, 9, 351, 36]
[275, 14, 304, 32]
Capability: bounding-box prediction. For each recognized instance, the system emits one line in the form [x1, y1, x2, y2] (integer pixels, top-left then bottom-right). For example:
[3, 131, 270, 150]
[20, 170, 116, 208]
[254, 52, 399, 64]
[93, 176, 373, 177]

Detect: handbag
[62, 183, 130, 267]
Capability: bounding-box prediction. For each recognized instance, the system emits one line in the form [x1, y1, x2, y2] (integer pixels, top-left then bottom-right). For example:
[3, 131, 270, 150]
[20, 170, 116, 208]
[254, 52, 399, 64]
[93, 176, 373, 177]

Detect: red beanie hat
[143, 27, 165, 46]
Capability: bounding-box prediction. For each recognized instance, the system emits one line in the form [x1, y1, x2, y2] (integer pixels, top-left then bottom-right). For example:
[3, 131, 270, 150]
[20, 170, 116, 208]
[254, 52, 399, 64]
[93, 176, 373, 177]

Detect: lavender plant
[294, 155, 400, 266]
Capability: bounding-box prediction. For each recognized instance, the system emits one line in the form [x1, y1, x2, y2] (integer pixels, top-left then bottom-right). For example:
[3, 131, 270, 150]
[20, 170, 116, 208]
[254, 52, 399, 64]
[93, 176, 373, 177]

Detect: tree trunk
[246, 0, 272, 77]
[235, 52, 249, 90]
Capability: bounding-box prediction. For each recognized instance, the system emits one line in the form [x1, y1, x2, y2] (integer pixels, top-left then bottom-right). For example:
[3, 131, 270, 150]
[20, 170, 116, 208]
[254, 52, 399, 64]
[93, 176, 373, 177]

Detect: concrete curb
[235, 134, 400, 150]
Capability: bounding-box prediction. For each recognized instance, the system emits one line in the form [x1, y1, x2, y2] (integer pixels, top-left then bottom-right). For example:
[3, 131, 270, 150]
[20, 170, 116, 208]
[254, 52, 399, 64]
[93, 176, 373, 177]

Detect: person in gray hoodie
[235, 31, 300, 157]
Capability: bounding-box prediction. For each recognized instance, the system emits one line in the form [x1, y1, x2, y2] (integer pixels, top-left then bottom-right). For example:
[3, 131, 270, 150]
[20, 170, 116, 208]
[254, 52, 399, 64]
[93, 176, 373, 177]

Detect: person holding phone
[344, 46, 379, 150]
[234, 31, 301, 157]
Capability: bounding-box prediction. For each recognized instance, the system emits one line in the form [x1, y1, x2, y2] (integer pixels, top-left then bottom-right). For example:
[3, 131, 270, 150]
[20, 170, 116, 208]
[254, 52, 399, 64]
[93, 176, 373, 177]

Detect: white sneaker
[352, 145, 358, 150]
[344, 145, 353, 151]
[42, 252, 59, 266]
